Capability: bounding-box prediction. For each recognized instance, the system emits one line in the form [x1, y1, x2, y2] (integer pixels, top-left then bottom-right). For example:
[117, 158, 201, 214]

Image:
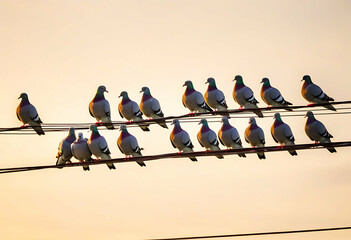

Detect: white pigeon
[260, 78, 292, 111]
[16, 93, 45, 135]
[197, 119, 223, 159]
[204, 77, 229, 116]
[244, 117, 266, 159]
[182, 80, 213, 113]
[301, 75, 336, 111]
[170, 119, 197, 162]
[71, 132, 94, 171]
[139, 87, 168, 129]
[305, 111, 336, 153]
[87, 125, 116, 169]
[118, 91, 150, 131]
[89, 85, 114, 130]
[56, 128, 76, 167]
[271, 113, 297, 156]
[117, 125, 146, 167]
[218, 117, 246, 157]
[232, 75, 263, 118]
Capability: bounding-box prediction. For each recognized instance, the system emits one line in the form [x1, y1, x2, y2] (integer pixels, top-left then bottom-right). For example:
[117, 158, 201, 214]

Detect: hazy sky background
[0, 0, 350, 239]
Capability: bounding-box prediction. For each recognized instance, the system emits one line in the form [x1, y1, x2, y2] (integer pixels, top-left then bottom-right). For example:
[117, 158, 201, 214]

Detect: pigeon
[218, 116, 246, 157]
[244, 117, 266, 159]
[139, 87, 168, 129]
[89, 85, 114, 130]
[87, 125, 116, 169]
[233, 75, 263, 117]
[182, 80, 213, 113]
[304, 111, 336, 153]
[16, 93, 45, 135]
[204, 77, 229, 116]
[117, 125, 145, 167]
[170, 119, 197, 162]
[71, 132, 94, 171]
[260, 78, 293, 111]
[197, 119, 223, 159]
[271, 113, 297, 156]
[56, 128, 76, 167]
[118, 91, 150, 131]
[301, 75, 336, 111]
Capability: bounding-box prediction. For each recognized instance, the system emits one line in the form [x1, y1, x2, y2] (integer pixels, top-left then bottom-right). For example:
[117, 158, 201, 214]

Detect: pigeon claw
[266, 106, 272, 110]
[307, 103, 315, 107]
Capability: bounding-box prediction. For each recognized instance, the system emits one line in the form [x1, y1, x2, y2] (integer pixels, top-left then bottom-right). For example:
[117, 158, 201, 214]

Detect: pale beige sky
[0, 0, 351, 239]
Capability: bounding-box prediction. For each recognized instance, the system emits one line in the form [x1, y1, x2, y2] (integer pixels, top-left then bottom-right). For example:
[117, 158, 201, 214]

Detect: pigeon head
[305, 111, 315, 118]
[119, 124, 128, 132]
[233, 75, 244, 84]
[78, 132, 83, 139]
[119, 91, 129, 99]
[302, 75, 312, 83]
[221, 116, 229, 124]
[199, 118, 209, 126]
[183, 80, 194, 89]
[18, 93, 28, 100]
[68, 127, 75, 136]
[249, 117, 256, 125]
[89, 125, 99, 133]
[261, 78, 270, 85]
[97, 85, 108, 94]
[140, 86, 151, 95]
[206, 77, 216, 85]
[273, 112, 282, 121]
[171, 119, 180, 125]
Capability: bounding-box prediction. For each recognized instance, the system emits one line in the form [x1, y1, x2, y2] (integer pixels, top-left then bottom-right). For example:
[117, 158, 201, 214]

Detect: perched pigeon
[233, 75, 263, 117]
[117, 125, 145, 167]
[56, 128, 76, 167]
[16, 93, 45, 135]
[87, 125, 116, 169]
[218, 117, 246, 157]
[170, 119, 197, 162]
[304, 111, 336, 153]
[204, 77, 229, 116]
[301, 75, 336, 111]
[118, 91, 150, 131]
[140, 87, 168, 129]
[71, 132, 93, 171]
[244, 117, 266, 159]
[197, 119, 223, 159]
[182, 80, 213, 113]
[260, 78, 292, 111]
[89, 85, 114, 130]
[271, 113, 297, 156]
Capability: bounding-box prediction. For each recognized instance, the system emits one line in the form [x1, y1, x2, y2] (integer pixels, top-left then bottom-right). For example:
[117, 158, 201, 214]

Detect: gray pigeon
[305, 111, 336, 153]
[87, 125, 116, 169]
[271, 113, 297, 156]
[56, 128, 76, 167]
[117, 125, 145, 167]
[301, 75, 336, 111]
[218, 117, 246, 157]
[197, 119, 223, 159]
[89, 85, 114, 130]
[16, 93, 45, 135]
[182, 80, 213, 113]
[233, 75, 263, 117]
[140, 87, 168, 129]
[204, 77, 229, 116]
[244, 117, 266, 159]
[261, 78, 292, 111]
[170, 119, 197, 162]
[118, 91, 150, 131]
[71, 132, 94, 171]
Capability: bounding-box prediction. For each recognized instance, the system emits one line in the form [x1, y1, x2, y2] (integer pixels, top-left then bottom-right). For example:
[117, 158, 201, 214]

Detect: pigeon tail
[288, 150, 298, 156]
[82, 165, 90, 171]
[257, 152, 266, 159]
[137, 161, 146, 167]
[327, 147, 337, 153]
[238, 153, 246, 158]
[139, 124, 150, 131]
[253, 110, 264, 118]
[216, 155, 224, 159]
[157, 120, 168, 129]
[107, 163, 116, 169]
[103, 122, 115, 130]
[32, 125, 45, 135]
[323, 104, 336, 111]
[189, 156, 197, 162]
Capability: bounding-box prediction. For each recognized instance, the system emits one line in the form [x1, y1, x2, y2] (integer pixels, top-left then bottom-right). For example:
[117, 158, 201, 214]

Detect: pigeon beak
[182, 83, 186, 87]
[205, 81, 208, 84]
[140, 90, 143, 93]
[198, 122, 201, 125]
[118, 95, 122, 98]
[260, 80, 263, 83]
[300, 79, 304, 82]
[105, 90, 109, 93]
[232, 79, 236, 82]
[18, 96, 21, 99]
